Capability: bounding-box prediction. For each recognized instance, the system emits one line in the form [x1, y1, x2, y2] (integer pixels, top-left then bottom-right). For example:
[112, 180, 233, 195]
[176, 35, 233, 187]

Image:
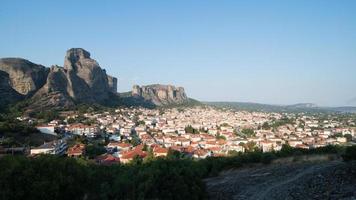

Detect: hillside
[205, 101, 356, 113]
[205, 158, 356, 200]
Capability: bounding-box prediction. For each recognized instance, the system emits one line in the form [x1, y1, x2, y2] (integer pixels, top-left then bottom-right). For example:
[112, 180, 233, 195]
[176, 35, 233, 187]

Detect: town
[3, 106, 354, 165]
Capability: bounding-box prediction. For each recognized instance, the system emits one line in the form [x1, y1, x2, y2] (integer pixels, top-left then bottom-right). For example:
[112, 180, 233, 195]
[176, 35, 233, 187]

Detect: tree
[167, 149, 183, 160]
[342, 145, 356, 161]
[241, 128, 255, 137]
[220, 123, 230, 127]
[344, 134, 352, 142]
[215, 135, 226, 140]
[130, 137, 141, 146]
[85, 144, 106, 159]
[67, 118, 76, 124]
[142, 143, 148, 151]
[262, 122, 270, 130]
[130, 155, 143, 165]
[244, 141, 257, 152]
[144, 148, 155, 163]
[185, 125, 199, 134]
[136, 120, 145, 126]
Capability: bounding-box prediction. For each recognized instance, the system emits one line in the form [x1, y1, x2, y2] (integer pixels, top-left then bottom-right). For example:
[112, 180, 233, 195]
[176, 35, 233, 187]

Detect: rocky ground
[205, 159, 356, 200]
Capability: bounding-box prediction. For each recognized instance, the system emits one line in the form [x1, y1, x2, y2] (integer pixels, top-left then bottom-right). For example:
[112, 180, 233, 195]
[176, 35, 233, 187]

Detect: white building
[30, 140, 67, 155]
[36, 125, 56, 135]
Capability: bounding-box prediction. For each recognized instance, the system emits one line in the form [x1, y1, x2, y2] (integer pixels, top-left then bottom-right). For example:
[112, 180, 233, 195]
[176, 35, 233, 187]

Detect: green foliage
[0, 155, 89, 200]
[185, 125, 199, 134]
[66, 118, 76, 124]
[0, 120, 54, 147]
[261, 152, 277, 164]
[241, 128, 255, 137]
[136, 120, 145, 126]
[0, 155, 206, 200]
[342, 145, 356, 161]
[130, 137, 141, 146]
[167, 149, 184, 160]
[215, 135, 226, 140]
[344, 134, 352, 142]
[0, 145, 346, 200]
[220, 123, 230, 127]
[333, 132, 343, 138]
[270, 117, 295, 128]
[262, 122, 270, 130]
[31, 110, 62, 122]
[85, 144, 106, 159]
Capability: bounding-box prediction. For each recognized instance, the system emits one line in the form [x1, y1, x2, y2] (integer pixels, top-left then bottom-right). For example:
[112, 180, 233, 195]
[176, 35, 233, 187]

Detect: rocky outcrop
[32, 65, 74, 109]
[0, 58, 48, 96]
[63, 48, 112, 103]
[0, 71, 23, 109]
[132, 84, 188, 106]
[107, 75, 117, 93]
[0, 48, 118, 110]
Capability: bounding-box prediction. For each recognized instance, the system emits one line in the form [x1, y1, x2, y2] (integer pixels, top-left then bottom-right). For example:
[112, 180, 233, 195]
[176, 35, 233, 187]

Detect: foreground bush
[342, 145, 356, 162]
[0, 145, 345, 200]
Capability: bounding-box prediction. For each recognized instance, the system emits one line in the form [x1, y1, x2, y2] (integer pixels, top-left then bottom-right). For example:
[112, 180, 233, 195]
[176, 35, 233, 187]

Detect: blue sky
[1, 0, 356, 106]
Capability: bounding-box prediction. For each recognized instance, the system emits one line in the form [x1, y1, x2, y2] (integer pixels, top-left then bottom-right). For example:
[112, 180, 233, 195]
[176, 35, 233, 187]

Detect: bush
[342, 146, 356, 162]
[0, 145, 346, 200]
[261, 152, 276, 164]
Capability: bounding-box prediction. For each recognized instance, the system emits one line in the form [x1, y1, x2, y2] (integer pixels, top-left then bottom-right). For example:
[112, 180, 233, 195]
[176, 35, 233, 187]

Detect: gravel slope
[205, 160, 356, 200]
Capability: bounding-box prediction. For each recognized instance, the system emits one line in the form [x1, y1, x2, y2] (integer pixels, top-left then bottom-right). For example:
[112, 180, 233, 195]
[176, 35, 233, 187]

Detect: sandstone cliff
[0, 71, 23, 109]
[0, 58, 48, 96]
[0, 48, 118, 110]
[132, 84, 188, 106]
[63, 48, 112, 103]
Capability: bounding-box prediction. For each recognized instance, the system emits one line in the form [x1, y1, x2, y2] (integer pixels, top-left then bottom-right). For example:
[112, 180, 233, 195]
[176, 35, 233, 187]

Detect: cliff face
[0, 71, 23, 109]
[0, 58, 49, 96]
[107, 75, 118, 93]
[0, 48, 118, 110]
[132, 84, 188, 106]
[63, 48, 112, 103]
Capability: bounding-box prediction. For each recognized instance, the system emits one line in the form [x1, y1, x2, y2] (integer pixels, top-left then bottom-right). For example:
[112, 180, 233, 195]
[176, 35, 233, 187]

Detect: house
[30, 140, 67, 155]
[153, 146, 168, 157]
[67, 144, 85, 157]
[109, 134, 121, 142]
[36, 125, 56, 135]
[260, 140, 275, 152]
[120, 146, 147, 164]
[67, 123, 99, 138]
[107, 142, 132, 151]
[193, 149, 211, 159]
[288, 140, 303, 148]
[229, 144, 245, 152]
[95, 154, 120, 165]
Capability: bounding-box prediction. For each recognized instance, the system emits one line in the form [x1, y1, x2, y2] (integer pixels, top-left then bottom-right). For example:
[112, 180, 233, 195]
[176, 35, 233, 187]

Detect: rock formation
[0, 48, 118, 111]
[0, 58, 48, 96]
[132, 84, 188, 106]
[63, 48, 112, 103]
[0, 71, 23, 109]
[107, 75, 118, 93]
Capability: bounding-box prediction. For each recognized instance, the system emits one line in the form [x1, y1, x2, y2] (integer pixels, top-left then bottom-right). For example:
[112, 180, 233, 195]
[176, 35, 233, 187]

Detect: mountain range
[205, 102, 356, 113]
[0, 48, 191, 113]
[1, 48, 354, 114]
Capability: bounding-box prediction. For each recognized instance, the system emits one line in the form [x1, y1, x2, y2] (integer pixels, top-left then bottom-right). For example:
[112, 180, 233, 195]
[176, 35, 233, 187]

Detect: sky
[1, 0, 356, 106]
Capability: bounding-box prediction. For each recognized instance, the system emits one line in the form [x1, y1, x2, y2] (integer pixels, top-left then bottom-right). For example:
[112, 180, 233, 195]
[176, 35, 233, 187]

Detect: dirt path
[204, 160, 356, 200]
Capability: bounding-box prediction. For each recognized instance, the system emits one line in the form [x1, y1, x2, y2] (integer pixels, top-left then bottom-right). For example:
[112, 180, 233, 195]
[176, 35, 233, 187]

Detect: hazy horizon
[1, 0, 355, 107]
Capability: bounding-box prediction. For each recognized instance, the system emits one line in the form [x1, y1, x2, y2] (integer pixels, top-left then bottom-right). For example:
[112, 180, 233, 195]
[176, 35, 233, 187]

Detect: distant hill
[205, 101, 356, 113]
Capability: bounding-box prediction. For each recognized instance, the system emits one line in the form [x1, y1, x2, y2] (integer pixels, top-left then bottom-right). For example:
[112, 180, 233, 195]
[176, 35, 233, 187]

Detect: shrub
[261, 152, 276, 164]
[342, 146, 356, 162]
